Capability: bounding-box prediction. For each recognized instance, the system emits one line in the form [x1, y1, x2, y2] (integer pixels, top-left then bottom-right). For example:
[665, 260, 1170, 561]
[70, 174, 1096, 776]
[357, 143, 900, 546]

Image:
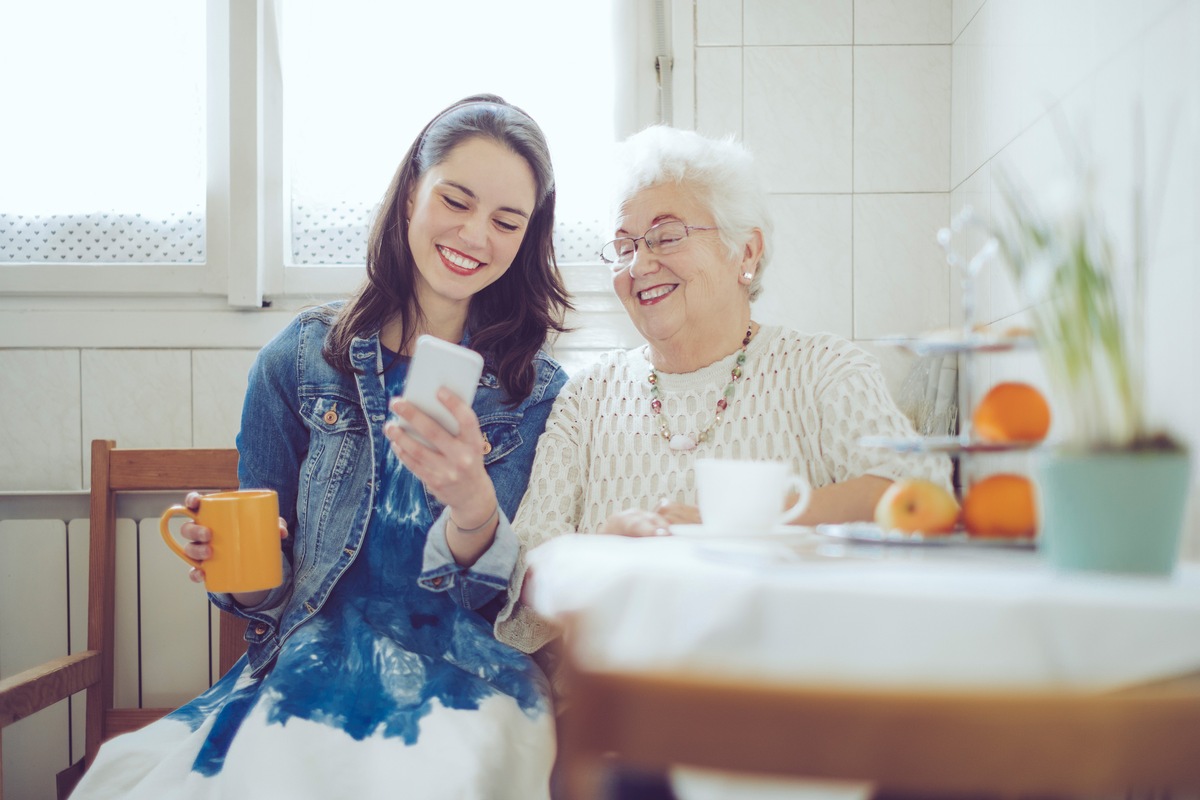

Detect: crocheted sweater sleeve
[494, 327, 951, 653]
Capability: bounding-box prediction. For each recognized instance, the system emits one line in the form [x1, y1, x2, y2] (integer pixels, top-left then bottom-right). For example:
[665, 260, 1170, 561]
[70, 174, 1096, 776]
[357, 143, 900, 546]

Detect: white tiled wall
[697, 0, 953, 387]
[0, 349, 258, 491]
[0, 350, 83, 490]
[852, 193, 951, 339]
[744, 46, 855, 193]
[854, 45, 951, 192]
[855, 0, 952, 44]
[948, 0, 1200, 556]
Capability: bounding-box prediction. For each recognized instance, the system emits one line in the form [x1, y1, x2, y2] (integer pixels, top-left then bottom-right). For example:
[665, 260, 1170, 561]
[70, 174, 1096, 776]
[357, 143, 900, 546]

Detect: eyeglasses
[599, 221, 718, 268]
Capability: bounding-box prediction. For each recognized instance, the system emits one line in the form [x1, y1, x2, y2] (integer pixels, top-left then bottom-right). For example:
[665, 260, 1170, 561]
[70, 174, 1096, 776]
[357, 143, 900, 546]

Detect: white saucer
[670, 523, 806, 539]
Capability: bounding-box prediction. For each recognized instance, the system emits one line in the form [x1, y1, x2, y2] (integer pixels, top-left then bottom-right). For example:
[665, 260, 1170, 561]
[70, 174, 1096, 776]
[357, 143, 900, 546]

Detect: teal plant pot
[1037, 449, 1192, 576]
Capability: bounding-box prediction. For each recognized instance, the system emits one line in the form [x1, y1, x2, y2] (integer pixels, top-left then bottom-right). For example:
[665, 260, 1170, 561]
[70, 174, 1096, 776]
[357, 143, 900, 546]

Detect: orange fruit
[962, 474, 1038, 538]
[972, 382, 1051, 443]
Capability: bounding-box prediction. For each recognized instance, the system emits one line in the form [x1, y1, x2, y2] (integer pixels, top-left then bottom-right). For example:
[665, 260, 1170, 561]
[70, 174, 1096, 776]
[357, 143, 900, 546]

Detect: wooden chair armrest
[0, 651, 101, 727]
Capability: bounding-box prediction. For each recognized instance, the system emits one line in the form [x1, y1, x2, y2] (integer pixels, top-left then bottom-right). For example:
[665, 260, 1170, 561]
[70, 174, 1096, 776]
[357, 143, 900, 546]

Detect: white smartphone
[394, 335, 485, 447]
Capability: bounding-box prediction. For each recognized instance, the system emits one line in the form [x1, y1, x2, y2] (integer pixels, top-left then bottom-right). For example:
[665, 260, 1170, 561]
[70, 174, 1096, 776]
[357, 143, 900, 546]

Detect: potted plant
[986, 158, 1191, 575]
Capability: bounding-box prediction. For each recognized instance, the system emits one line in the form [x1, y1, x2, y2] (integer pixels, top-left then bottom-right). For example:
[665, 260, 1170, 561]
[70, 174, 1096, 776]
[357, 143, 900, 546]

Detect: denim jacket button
[481, 435, 492, 455]
[254, 624, 267, 635]
[431, 576, 444, 587]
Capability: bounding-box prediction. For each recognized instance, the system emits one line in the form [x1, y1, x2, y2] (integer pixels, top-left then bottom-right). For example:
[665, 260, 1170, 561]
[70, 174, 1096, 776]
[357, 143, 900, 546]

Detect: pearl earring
[742, 272, 753, 281]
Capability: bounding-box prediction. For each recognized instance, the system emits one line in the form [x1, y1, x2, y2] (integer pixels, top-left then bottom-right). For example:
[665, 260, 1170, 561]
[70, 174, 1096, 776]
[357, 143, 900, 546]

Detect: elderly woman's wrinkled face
[611, 183, 750, 351]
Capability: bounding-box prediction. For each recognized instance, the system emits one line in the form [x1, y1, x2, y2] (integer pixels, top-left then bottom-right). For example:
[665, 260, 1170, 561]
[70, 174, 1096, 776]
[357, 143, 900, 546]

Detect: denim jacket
[210, 304, 567, 677]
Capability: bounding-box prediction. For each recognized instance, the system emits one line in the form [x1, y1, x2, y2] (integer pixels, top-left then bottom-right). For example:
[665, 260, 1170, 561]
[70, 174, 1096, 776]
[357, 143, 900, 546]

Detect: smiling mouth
[437, 245, 484, 273]
[637, 284, 677, 304]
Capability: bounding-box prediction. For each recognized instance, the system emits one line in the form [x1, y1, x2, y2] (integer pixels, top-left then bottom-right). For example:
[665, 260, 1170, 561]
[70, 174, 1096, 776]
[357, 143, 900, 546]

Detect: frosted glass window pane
[283, 0, 617, 266]
[0, 1, 205, 263]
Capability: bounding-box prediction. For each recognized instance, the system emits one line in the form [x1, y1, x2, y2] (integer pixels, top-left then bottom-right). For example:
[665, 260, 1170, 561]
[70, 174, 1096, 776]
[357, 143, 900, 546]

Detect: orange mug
[160, 489, 283, 593]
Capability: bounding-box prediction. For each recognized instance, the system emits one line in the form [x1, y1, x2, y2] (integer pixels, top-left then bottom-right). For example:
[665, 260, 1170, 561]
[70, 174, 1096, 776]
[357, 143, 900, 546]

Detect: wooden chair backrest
[556, 656, 1200, 799]
[85, 440, 247, 762]
[0, 440, 249, 799]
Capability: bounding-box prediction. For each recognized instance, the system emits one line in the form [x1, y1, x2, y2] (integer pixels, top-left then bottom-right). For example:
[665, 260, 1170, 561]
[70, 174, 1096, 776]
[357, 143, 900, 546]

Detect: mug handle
[160, 505, 203, 570]
[777, 475, 813, 525]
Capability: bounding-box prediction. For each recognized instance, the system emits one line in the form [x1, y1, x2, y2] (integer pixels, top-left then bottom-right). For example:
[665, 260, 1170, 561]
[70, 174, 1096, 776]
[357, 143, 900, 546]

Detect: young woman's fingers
[437, 388, 482, 441]
[184, 540, 212, 561]
[180, 521, 211, 544]
[388, 397, 455, 454]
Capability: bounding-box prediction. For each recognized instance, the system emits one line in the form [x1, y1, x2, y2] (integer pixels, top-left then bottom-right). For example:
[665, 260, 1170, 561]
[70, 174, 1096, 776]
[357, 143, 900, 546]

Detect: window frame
[0, 0, 695, 345]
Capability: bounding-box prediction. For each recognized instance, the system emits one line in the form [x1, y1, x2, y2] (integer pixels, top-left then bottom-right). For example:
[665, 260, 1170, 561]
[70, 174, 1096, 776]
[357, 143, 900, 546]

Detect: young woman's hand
[384, 389, 498, 536]
[181, 491, 288, 606]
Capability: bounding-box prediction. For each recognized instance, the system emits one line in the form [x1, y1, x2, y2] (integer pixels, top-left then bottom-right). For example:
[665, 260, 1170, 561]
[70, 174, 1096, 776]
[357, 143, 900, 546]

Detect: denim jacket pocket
[301, 393, 368, 473]
[303, 393, 367, 433]
[479, 417, 522, 465]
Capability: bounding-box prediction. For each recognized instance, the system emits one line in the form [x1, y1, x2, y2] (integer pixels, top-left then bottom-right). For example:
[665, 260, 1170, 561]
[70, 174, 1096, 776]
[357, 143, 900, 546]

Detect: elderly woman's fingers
[600, 509, 671, 537]
[655, 501, 701, 526]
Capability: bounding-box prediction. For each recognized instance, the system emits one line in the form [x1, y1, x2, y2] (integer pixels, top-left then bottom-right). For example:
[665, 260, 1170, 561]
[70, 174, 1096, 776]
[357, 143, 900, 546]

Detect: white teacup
[695, 458, 812, 534]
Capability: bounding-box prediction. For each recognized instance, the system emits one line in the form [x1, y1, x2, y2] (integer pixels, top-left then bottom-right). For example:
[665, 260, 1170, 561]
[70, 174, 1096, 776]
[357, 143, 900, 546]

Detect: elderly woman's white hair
[611, 125, 774, 301]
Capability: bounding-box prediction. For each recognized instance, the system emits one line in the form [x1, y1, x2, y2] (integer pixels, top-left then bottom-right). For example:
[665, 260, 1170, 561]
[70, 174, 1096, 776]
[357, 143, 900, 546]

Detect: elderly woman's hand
[654, 498, 701, 527]
[599, 508, 672, 537]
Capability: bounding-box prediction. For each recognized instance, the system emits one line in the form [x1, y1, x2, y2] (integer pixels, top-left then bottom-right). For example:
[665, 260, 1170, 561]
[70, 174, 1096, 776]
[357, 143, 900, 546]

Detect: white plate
[816, 521, 1036, 549]
[670, 523, 808, 539]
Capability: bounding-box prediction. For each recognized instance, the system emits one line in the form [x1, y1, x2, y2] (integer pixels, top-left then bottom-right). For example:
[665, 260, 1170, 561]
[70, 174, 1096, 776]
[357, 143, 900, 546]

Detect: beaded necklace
[648, 324, 753, 452]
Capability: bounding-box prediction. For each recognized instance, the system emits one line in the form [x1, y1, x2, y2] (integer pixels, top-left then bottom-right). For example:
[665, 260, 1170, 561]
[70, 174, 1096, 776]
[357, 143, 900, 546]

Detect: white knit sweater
[496, 326, 951, 652]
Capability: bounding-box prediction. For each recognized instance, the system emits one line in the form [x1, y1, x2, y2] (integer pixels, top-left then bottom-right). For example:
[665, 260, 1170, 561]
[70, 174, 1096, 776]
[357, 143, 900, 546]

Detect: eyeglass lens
[601, 221, 689, 265]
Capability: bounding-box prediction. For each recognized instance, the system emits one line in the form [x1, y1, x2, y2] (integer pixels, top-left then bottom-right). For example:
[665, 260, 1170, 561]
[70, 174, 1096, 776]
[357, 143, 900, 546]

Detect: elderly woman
[495, 125, 951, 655]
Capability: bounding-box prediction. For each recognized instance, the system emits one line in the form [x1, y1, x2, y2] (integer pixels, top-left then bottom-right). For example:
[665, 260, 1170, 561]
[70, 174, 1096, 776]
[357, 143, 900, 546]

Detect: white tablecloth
[526, 532, 1200, 691]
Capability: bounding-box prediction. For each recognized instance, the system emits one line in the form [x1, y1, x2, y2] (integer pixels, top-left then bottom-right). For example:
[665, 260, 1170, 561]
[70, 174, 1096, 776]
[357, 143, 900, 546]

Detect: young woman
[72, 94, 572, 800]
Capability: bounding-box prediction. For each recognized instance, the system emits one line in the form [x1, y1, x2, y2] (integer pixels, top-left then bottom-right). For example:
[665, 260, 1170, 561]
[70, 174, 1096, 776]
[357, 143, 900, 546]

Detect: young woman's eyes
[440, 193, 522, 232]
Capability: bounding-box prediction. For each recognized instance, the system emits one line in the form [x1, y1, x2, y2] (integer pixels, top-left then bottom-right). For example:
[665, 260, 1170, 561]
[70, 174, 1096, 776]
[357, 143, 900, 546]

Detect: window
[0, 0, 675, 310]
[0, 1, 206, 264]
[282, 0, 618, 268]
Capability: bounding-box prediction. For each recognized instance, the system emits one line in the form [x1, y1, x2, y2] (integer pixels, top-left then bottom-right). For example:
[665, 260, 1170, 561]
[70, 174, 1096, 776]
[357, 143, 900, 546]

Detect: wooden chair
[556, 646, 1200, 799]
[0, 440, 249, 799]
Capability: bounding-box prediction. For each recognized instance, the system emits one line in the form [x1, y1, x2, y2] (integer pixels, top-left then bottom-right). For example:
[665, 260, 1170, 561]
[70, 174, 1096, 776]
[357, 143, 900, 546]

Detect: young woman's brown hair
[323, 93, 572, 401]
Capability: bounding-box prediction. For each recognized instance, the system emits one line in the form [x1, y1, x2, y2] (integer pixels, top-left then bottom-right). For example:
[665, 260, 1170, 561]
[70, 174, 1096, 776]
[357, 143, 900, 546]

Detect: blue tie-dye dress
[72, 362, 556, 800]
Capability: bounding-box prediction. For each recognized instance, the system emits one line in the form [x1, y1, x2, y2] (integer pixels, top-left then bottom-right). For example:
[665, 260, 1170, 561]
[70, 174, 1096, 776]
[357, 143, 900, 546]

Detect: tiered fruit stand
[817, 215, 1040, 548]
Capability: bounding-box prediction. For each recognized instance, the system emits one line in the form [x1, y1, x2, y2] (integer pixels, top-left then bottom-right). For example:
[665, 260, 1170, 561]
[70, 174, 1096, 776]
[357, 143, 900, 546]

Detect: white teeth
[438, 246, 483, 270]
[638, 285, 675, 301]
